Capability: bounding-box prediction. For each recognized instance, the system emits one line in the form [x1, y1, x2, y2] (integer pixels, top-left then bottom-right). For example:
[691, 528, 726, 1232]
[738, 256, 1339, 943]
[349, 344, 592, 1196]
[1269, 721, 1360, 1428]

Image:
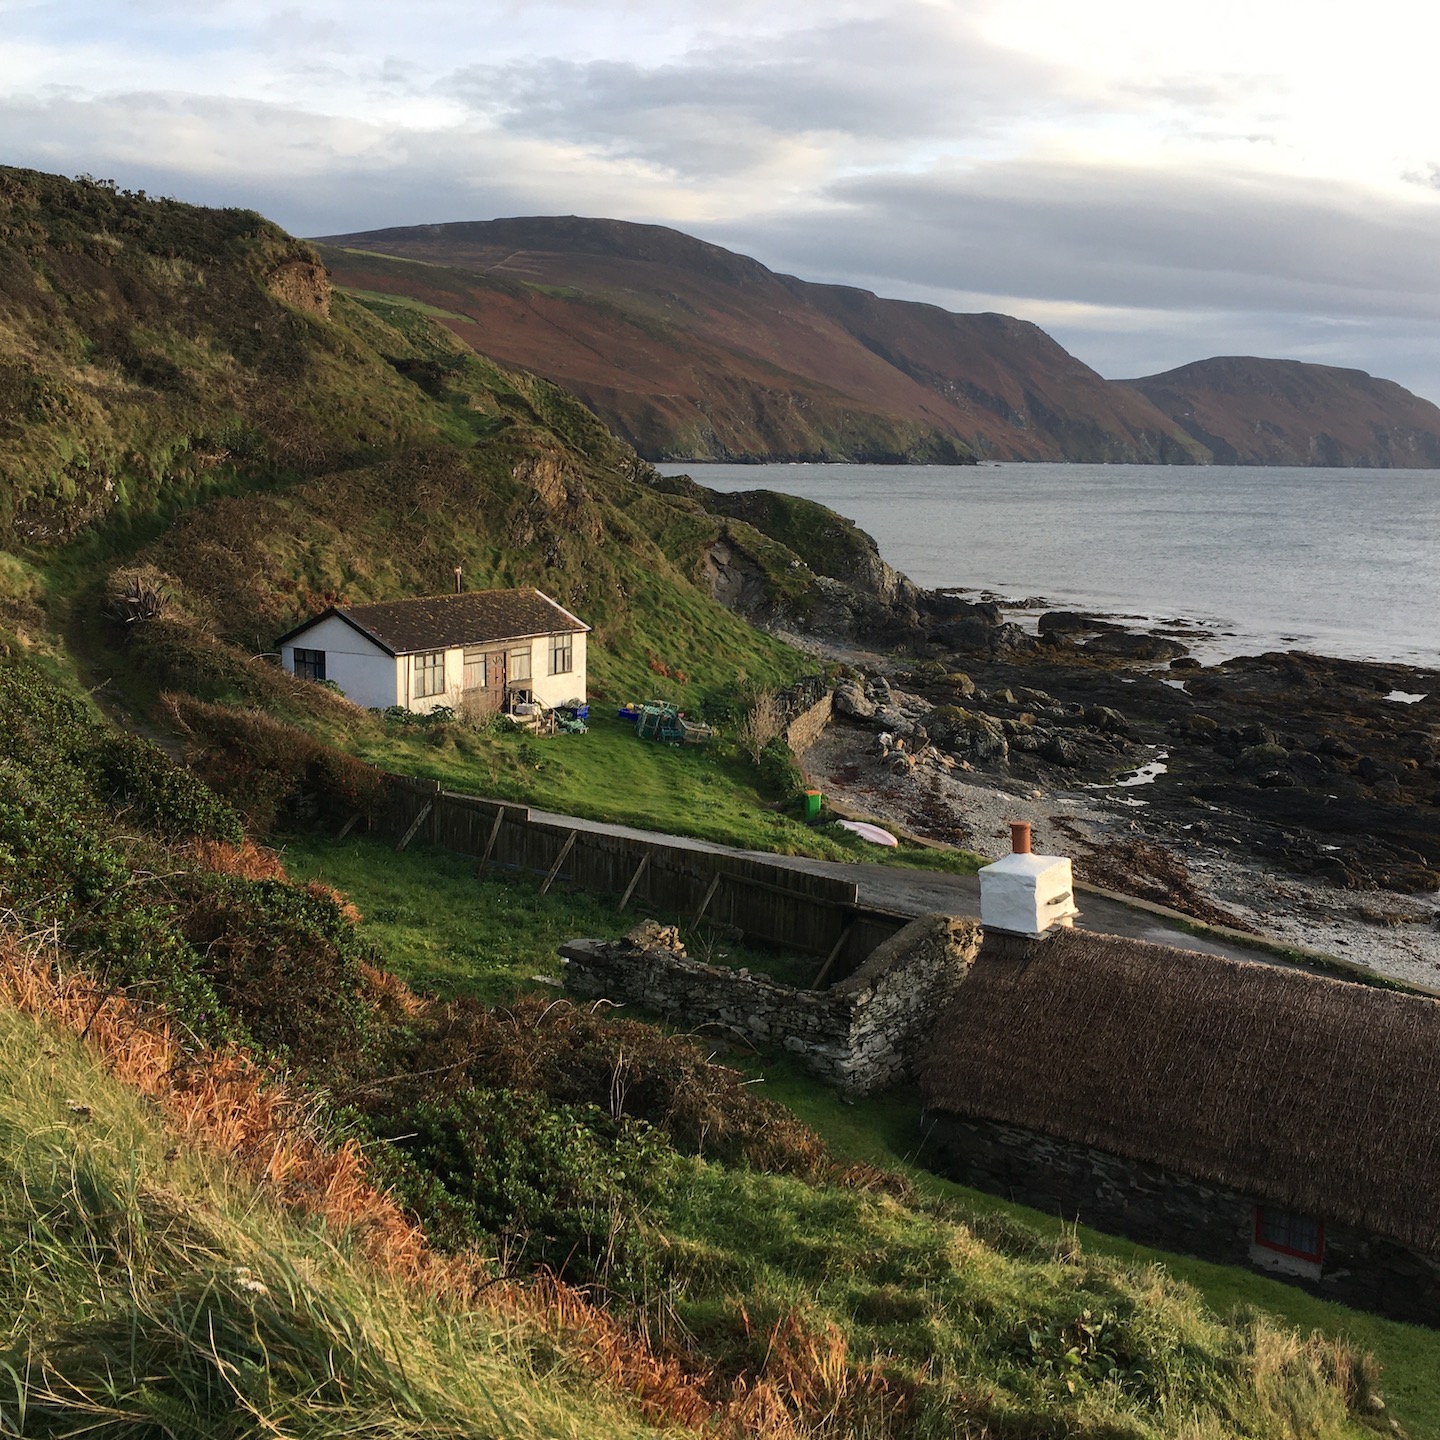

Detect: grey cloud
[718, 164, 1440, 323]
[446, 11, 1058, 176]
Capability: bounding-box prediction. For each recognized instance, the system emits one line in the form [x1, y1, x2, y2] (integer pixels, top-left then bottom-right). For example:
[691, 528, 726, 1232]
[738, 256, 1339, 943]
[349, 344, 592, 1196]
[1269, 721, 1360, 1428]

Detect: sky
[5, 0, 1440, 401]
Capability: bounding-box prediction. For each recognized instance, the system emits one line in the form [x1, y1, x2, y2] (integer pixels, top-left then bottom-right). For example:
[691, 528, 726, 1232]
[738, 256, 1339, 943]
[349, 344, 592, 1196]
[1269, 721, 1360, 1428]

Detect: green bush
[757, 734, 806, 802]
[94, 728, 243, 843]
[385, 1089, 677, 1281]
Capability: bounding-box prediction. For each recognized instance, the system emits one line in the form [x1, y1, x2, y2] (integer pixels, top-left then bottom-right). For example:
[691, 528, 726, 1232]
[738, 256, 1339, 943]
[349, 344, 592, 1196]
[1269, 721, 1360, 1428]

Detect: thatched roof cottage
[920, 928, 1440, 1323]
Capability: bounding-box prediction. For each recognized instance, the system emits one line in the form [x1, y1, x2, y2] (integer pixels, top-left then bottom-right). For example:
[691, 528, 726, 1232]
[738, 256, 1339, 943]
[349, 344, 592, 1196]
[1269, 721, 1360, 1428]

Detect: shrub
[378, 995, 832, 1179]
[385, 1088, 677, 1280]
[94, 728, 243, 843]
[757, 735, 806, 803]
[166, 694, 385, 833]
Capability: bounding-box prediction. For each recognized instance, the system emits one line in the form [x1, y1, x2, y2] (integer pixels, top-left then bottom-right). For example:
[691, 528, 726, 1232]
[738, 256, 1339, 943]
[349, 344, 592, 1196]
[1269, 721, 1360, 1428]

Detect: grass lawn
[280, 833, 807, 999]
[345, 710, 984, 875]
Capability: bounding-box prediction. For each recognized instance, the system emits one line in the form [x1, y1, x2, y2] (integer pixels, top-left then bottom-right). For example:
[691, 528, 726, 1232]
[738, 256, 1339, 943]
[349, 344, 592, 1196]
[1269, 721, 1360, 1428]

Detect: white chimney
[979, 821, 1079, 937]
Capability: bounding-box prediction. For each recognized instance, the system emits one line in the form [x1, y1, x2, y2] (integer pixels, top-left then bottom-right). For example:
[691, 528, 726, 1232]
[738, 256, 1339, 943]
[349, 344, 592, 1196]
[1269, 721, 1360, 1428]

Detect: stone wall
[924, 1113, 1440, 1325]
[561, 913, 981, 1096]
[786, 691, 834, 756]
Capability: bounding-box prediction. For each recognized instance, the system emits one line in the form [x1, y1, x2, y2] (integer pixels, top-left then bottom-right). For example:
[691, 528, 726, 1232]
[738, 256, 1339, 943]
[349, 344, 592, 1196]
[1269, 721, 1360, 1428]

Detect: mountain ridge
[317, 215, 1440, 468]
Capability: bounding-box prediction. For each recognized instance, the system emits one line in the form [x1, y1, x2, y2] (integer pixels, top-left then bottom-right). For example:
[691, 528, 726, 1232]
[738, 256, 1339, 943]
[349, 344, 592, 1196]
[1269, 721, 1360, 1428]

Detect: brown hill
[1118, 357, 1440, 467]
[315, 217, 1200, 465]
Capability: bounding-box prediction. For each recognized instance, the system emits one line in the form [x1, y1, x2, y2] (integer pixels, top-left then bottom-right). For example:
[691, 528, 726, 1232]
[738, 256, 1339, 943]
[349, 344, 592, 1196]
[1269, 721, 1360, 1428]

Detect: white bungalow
[276, 588, 589, 716]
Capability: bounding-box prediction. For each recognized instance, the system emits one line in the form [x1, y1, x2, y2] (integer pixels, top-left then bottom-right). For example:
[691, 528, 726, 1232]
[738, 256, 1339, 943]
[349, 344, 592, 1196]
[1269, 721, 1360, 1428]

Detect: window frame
[547, 632, 573, 677]
[1253, 1206, 1325, 1263]
[412, 650, 447, 699]
[293, 647, 326, 683]
[508, 645, 532, 684]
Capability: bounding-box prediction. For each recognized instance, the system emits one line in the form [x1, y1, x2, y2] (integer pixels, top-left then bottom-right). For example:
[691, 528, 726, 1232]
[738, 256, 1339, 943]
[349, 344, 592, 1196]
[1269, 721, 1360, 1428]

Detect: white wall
[529, 629, 587, 709]
[282, 615, 400, 711]
[284, 618, 588, 714]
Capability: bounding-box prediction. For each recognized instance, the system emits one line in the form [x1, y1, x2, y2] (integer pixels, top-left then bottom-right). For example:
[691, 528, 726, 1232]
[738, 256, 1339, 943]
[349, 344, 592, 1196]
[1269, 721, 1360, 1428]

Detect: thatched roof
[278, 589, 588, 657]
[921, 929, 1440, 1253]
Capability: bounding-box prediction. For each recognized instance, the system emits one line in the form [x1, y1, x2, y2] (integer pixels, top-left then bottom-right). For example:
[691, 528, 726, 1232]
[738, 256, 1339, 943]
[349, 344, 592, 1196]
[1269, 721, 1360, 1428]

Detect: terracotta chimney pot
[1010, 820, 1032, 855]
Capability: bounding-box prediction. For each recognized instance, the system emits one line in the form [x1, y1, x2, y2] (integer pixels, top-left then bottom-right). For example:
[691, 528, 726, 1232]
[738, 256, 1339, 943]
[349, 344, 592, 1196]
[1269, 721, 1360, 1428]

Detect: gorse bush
[387, 1089, 678, 1282]
[167, 693, 386, 833]
[0, 660, 371, 1065]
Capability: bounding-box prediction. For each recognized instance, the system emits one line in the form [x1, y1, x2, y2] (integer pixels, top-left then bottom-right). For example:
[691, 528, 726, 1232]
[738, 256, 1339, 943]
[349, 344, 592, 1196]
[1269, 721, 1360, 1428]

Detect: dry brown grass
[0, 923, 749, 1433]
[189, 835, 290, 881]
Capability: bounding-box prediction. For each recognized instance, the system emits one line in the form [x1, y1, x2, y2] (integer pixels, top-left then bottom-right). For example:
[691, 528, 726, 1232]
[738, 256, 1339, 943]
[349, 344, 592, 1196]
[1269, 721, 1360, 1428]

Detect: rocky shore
[777, 601, 1440, 989]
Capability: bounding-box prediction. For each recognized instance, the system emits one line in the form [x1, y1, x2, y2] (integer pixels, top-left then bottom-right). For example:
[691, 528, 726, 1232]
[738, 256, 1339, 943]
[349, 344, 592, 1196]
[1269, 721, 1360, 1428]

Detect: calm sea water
[656, 462, 1440, 669]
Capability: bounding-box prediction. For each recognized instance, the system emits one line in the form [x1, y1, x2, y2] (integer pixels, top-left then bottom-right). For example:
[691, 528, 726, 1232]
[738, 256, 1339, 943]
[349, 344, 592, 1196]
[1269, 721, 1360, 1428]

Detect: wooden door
[462, 648, 506, 717]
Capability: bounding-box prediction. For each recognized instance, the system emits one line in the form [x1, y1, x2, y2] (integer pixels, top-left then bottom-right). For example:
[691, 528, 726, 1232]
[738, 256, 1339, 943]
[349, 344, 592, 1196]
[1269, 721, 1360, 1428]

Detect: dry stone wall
[785, 691, 834, 755]
[560, 913, 981, 1096]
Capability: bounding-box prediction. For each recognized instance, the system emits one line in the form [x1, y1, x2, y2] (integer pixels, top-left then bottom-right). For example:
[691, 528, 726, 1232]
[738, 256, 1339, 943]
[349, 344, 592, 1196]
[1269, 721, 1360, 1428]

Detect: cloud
[446, 8, 1060, 179]
[714, 161, 1440, 323]
[4, 1, 1440, 402]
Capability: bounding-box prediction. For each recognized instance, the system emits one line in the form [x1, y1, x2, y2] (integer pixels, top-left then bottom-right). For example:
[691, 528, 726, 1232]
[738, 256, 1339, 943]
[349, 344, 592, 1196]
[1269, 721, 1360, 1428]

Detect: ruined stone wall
[786, 691, 833, 755]
[924, 1113, 1440, 1325]
[561, 913, 980, 1096]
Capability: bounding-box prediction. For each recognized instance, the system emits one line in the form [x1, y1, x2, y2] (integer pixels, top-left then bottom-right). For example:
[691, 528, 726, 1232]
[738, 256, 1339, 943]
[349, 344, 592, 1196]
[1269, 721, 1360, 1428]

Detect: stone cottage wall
[560, 913, 980, 1096]
[924, 1113, 1440, 1325]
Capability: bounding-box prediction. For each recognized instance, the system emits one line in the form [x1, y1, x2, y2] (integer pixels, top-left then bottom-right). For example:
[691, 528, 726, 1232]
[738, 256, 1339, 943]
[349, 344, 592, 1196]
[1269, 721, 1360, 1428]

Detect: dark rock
[1013, 686, 1055, 708]
[926, 594, 1002, 624]
[1039, 610, 1099, 634]
[1083, 705, 1130, 736]
[1083, 632, 1189, 662]
[1170, 657, 1203, 671]
[929, 706, 1009, 763]
[1234, 743, 1291, 776]
[1040, 735, 1083, 767]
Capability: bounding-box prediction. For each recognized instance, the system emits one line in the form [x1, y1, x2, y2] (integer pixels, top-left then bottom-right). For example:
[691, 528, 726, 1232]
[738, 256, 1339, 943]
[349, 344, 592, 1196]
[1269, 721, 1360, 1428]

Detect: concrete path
[526, 805, 1288, 968]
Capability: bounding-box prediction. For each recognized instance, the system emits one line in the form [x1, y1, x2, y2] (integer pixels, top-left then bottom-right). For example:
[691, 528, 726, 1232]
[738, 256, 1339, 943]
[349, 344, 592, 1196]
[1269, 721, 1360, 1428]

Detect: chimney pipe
[1010, 820, 1032, 855]
[453, 565, 463, 595]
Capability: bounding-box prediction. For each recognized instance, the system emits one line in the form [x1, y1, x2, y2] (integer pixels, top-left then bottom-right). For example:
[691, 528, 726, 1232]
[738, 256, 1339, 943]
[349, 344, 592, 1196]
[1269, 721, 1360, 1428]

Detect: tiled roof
[278, 589, 588, 656]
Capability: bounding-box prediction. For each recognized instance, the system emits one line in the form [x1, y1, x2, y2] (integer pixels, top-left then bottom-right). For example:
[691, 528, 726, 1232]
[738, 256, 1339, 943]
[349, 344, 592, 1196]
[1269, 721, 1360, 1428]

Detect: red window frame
[1253, 1205, 1325, 1263]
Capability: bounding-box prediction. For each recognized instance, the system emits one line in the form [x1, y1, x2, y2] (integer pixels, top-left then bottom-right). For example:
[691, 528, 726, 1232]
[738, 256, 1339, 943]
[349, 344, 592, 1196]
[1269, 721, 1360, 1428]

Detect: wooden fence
[376, 773, 906, 978]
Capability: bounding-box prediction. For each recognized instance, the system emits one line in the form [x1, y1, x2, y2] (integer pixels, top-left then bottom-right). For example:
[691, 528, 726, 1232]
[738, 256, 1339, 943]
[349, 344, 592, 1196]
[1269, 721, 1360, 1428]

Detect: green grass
[0, 1003, 673, 1440]
[347, 711, 984, 876]
[752, 1055, 1440, 1439]
[280, 833, 799, 999]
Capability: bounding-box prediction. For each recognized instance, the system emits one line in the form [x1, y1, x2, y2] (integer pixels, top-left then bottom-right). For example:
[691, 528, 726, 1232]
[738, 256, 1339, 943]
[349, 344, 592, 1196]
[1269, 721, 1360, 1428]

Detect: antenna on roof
[454, 565, 463, 595]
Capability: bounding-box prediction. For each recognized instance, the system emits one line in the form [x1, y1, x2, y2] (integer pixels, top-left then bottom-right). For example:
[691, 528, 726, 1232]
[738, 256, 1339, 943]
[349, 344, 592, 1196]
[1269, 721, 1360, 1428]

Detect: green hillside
[0, 167, 1428, 1437]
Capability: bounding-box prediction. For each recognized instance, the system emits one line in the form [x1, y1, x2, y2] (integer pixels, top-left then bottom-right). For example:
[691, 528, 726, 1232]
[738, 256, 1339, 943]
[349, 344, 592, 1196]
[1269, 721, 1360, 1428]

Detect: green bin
[802, 788, 823, 821]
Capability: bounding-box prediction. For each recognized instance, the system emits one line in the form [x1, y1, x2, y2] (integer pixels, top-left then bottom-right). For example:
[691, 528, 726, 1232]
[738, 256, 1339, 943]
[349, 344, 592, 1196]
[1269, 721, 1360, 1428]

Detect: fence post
[540, 830, 578, 895]
[618, 853, 650, 912]
[477, 807, 505, 875]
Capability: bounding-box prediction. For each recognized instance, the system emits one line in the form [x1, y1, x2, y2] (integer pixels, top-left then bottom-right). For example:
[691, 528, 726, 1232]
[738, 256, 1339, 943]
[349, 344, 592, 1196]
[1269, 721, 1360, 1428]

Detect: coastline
[779, 630, 1440, 992]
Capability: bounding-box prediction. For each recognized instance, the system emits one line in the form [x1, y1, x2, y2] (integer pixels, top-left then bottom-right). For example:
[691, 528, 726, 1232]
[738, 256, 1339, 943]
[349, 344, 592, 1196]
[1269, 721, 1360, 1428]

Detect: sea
[655, 462, 1440, 671]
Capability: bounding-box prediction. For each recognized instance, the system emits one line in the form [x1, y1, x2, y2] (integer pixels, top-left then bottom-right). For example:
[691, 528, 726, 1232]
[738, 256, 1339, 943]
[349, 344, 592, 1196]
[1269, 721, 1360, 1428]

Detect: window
[413, 650, 446, 699]
[463, 648, 486, 691]
[548, 633, 573, 676]
[293, 648, 325, 683]
[508, 646, 531, 683]
[1254, 1206, 1324, 1262]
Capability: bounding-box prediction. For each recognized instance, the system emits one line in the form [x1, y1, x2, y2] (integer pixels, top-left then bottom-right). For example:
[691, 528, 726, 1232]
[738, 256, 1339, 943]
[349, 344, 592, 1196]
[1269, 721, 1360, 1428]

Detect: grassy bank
[342, 710, 983, 874]
[758, 1059, 1440, 1438]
